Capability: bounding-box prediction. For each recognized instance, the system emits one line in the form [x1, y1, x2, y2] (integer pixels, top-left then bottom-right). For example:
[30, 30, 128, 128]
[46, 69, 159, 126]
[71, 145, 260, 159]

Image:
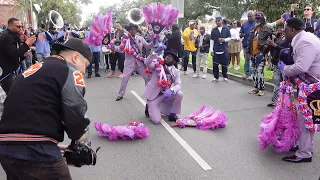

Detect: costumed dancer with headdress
[84, 11, 113, 78]
[144, 47, 182, 124]
[114, 23, 155, 101]
[278, 18, 320, 163]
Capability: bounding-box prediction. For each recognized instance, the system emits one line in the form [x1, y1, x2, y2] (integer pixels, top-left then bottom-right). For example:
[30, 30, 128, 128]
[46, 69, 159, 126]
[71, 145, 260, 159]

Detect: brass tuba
[48, 10, 64, 29]
[127, 8, 145, 25]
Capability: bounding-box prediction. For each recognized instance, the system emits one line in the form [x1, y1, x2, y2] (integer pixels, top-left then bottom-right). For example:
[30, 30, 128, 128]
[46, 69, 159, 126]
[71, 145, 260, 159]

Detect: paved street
[1, 69, 320, 180]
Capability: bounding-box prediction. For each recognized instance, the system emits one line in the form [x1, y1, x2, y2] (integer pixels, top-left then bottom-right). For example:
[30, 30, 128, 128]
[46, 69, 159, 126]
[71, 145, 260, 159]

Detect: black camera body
[63, 141, 100, 167]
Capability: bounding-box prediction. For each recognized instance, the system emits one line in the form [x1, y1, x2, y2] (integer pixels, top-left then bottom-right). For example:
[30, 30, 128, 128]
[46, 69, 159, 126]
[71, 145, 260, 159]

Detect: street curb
[183, 63, 275, 92]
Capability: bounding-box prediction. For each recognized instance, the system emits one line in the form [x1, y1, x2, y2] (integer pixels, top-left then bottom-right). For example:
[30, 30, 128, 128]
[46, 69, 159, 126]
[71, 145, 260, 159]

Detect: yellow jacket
[182, 27, 199, 52]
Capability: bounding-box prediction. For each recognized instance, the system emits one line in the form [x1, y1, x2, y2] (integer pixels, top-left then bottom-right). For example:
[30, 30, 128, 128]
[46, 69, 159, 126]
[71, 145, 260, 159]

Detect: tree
[219, 0, 320, 22]
[32, 0, 92, 27]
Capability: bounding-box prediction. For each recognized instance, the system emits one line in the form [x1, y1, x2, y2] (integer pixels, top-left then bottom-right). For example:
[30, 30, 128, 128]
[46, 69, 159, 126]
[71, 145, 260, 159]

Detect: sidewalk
[183, 63, 275, 92]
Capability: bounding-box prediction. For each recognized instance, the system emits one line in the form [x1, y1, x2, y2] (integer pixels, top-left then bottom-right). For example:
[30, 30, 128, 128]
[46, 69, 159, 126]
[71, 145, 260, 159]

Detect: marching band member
[34, 24, 53, 62]
[144, 48, 182, 124]
[57, 24, 79, 43]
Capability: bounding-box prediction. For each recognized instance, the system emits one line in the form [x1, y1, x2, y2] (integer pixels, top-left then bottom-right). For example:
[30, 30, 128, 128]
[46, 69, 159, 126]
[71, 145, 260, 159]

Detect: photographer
[290, 4, 317, 33]
[266, 23, 290, 107]
[0, 38, 92, 179]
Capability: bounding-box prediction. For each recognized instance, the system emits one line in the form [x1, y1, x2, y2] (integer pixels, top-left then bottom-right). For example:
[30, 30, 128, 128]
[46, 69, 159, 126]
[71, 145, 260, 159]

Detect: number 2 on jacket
[73, 71, 85, 86]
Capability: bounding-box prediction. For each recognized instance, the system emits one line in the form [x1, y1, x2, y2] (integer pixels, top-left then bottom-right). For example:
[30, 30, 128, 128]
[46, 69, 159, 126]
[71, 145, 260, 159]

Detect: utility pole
[30, 0, 33, 28]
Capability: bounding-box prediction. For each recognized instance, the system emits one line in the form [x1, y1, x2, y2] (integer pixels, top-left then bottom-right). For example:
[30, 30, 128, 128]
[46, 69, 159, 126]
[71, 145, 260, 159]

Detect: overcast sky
[80, 0, 116, 24]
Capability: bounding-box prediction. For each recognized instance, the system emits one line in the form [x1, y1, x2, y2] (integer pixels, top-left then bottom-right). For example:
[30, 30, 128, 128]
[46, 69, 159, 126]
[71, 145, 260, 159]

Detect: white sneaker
[234, 66, 240, 70]
[223, 78, 228, 82]
[212, 78, 218, 82]
[202, 74, 207, 79]
[193, 74, 199, 78]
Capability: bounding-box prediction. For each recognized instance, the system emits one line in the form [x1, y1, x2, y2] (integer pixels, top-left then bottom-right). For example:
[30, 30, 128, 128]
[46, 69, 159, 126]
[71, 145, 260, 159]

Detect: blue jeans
[183, 50, 196, 72]
[88, 52, 100, 74]
[243, 49, 252, 76]
[271, 65, 283, 104]
[36, 53, 50, 62]
[25, 56, 31, 69]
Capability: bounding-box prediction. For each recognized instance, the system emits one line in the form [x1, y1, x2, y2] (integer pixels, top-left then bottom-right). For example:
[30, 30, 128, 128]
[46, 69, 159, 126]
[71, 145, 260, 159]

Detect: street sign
[171, 0, 184, 18]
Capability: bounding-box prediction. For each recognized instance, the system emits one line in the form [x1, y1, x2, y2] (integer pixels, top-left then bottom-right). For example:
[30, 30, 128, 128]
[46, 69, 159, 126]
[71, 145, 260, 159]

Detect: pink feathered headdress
[173, 105, 228, 130]
[141, 3, 179, 34]
[84, 10, 113, 46]
[94, 121, 150, 141]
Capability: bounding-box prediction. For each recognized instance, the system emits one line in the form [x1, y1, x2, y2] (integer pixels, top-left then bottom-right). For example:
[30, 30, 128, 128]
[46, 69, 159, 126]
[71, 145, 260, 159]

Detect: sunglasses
[304, 8, 312, 11]
[16, 25, 24, 29]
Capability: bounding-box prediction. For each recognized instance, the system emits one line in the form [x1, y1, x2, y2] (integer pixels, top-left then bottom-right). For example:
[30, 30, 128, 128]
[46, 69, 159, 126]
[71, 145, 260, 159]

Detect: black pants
[88, 52, 100, 74]
[213, 53, 228, 79]
[1, 74, 16, 94]
[183, 50, 196, 72]
[0, 156, 72, 180]
[105, 54, 110, 70]
[110, 52, 124, 72]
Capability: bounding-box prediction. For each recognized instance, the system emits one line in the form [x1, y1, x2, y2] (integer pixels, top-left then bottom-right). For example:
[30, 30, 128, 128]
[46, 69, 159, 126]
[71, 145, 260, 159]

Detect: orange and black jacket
[0, 57, 90, 145]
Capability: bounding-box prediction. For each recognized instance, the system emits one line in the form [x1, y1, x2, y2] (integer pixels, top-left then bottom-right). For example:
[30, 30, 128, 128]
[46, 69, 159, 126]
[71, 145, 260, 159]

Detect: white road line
[131, 90, 212, 171]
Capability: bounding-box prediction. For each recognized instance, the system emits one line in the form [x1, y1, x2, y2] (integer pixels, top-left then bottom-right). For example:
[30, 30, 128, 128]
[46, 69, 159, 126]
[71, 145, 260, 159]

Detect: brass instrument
[127, 8, 145, 25]
[48, 10, 64, 29]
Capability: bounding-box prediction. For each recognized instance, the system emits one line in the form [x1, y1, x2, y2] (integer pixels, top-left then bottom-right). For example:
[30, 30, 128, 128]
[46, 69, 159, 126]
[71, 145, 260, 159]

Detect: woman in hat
[143, 48, 183, 124]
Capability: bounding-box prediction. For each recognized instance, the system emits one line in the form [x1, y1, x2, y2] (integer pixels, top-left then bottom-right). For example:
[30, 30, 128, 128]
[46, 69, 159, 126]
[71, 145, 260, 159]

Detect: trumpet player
[34, 24, 52, 62]
[57, 24, 80, 43]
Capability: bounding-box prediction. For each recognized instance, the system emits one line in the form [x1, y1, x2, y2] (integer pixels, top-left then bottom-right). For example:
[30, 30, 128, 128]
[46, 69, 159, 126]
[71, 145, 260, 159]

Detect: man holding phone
[0, 18, 36, 94]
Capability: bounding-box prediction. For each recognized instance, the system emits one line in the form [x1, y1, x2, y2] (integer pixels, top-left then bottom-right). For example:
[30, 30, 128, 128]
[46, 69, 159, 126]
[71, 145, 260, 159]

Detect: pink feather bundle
[197, 110, 228, 130]
[84, 10, 113, 46]
[258, 81, 300, 152]
[141, 3, 179, 29]
[174, 105, 228, 130]
[94, 121, 150, 141]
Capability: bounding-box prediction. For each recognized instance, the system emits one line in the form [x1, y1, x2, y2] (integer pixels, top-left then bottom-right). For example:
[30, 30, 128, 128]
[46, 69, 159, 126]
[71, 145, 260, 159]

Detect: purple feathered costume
[258, 81, 300, 152]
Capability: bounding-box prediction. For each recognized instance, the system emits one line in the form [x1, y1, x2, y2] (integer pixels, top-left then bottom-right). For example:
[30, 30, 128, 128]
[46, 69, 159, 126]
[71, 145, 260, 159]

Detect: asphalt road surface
[1, 69, 320, 180]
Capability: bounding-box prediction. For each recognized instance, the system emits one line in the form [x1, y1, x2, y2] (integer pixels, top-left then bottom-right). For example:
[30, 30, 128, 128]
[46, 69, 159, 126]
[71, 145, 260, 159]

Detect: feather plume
[94, 121, 150, 141]
[258, 82, 300, 152]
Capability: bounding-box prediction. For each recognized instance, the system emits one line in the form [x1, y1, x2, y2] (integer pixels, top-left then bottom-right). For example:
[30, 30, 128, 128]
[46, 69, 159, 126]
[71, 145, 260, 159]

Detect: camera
[63, 140, 100, 167]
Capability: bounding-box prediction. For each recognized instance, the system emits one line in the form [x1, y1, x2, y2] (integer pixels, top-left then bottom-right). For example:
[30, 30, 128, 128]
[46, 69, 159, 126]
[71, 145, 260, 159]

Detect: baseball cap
[255, 12, 265, 19]
[52, 38, 93, 61]
[189, 21, 195, 25]
[172, 23, 179, 28]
